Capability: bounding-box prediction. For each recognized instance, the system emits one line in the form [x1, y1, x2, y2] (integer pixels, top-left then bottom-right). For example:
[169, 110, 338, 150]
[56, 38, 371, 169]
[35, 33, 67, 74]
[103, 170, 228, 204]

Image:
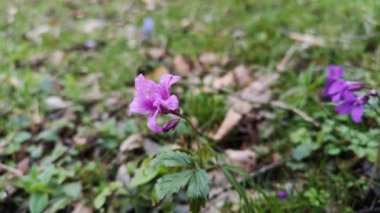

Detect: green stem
[368, 101, 380, 188]
[175, 113, 201, 150]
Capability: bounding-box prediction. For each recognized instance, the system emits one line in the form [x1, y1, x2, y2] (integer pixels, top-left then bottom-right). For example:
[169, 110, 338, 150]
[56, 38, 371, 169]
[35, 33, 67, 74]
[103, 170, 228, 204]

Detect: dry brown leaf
[143, 0, 161, 10]
[225, 149, 256, 171]
[199, 52, 219, 65]
[116, 164, 131, 187]
[146, 66, 170, 81]
[143, 139, 163, 156]
[288, 32, 325, 47]
[212, 109, 242, 141]
[173, 55, 191, 76]
[73, 203, 93, 213]
[119, 133, 143, 152]
[17, 157, 30, 174]
[49, 50, 65, 65]
[147, 48, 166, 60]
[212, 65, 252, 90]
[238, 73, 278, 104]
[213, 73, 277, 141]
[45, 96, 72, 110]
[233, 65, 252, 87]
[81, 19, 106, 34]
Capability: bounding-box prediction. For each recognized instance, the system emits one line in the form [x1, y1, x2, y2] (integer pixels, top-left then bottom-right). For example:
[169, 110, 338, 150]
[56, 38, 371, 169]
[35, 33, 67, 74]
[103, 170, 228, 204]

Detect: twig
[210, 159, 288, 200]
[270, 101, 320, 127]
[0, 163, 23, 177]
[276, 45, 297, 73]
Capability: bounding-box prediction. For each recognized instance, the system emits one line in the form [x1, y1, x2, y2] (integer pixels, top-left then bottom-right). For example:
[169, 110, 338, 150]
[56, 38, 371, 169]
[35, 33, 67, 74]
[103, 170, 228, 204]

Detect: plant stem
[369, 142, 380, 187]
[368, 99, 380, 188]
[175, 113, 201, 150]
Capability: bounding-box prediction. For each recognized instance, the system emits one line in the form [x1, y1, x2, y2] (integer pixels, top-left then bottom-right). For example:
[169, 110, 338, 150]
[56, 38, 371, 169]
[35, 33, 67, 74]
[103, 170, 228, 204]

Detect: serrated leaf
[189, 197, 206, 213]
[154, 170, 193, 202]
[130, 167, 157, 188]
[150, 151, 194, 169]
[29, 193, 48, 213]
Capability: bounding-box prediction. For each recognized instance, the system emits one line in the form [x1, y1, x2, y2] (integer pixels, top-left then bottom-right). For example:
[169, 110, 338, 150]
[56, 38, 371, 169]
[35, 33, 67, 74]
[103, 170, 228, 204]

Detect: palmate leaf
[154, 170, 193, 202]
[150, 150, 194, 169]
[187, 169, 210, 213]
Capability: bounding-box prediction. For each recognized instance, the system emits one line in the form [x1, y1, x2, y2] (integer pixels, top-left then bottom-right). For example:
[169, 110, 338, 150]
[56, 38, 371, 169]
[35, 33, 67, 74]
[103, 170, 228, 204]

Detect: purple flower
[336, 92, 369, 123]
[277, 190, 288, 199]
[141, 17, 155, 41]
[324, 65, 364, 103]
[129, 74, 181, 133]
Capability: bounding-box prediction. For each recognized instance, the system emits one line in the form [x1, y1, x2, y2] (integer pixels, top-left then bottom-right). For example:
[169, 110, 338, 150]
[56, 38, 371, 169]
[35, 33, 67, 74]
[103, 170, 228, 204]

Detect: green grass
[1, 0, 380, 212]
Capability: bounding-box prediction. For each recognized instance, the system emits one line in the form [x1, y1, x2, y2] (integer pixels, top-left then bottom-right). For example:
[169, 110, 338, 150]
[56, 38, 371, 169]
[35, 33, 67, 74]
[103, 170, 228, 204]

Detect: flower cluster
[324, 65, 368, 123]
[129, 74, 181, 133]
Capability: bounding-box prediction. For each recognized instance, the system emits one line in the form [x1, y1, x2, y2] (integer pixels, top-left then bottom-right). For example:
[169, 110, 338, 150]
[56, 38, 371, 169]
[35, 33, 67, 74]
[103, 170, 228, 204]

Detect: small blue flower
[141, 17, 155, 41]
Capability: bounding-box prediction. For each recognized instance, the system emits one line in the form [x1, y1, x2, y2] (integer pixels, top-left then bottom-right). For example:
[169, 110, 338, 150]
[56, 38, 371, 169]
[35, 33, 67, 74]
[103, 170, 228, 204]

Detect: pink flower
[129, 74, 181, 133]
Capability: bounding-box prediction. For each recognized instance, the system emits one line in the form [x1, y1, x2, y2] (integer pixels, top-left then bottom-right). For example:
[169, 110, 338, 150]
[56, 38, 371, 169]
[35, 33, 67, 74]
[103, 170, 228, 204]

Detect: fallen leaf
[288, 32, 325, 47]
[146, 66, 170, 81]
[143, 139, 163, 156]
[232, 65, 252, 88]
[49, 50, 65, 65]
[237, 73, 277, 104]
[225, 149, 256, 171]
[73, 203, 93, 213]
[81, 19, 106, 34]
[173, 55, 191, 76]
[199, 52, 219, 65]
[17, 157, 30, 174]
[147, 48, 166, 60]
[45, 96, 72, 110]
[27, 25, 50, 43]
[143, 0, 161, 10]
[116, 165, 131, 187]
[119, 133, 143, 152]
[212, 109, 243, 141]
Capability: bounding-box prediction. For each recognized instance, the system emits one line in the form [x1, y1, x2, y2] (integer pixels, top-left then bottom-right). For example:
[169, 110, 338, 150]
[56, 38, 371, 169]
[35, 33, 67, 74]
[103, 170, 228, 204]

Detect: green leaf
[189, 198, 206, 213]
[13, 131, 32, 144]
[36, 130, 59, 142]
[187, 169, 210, 200]
[63, 182, 82, 198]
[47, 197, 71, 213]
[154, 170, 193, 202]
[221, 165, 254, 213]
[130, 167, 157, 188]
[29, 193, 48, 213]
[186, 169, 210, 213]
[39, 165, 55, 183]
[150, 151, 194, 169]
[293, 143, 315, 161]
[94, 182, 122, 209]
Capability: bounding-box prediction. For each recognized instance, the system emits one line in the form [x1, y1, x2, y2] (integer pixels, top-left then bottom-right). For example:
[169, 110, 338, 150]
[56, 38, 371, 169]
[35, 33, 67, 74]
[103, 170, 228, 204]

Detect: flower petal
[161, 95, 179, 112]
[162, 119, 180, 132]
[336, 101, 352, 115]
[351, 106, 364, 123]
[327, 80, 346, 95]
[129, 96, 156, 115]
[147, 110, 163, 133]
[159, 74, 181, 89]
[327, 65, 344, 79]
